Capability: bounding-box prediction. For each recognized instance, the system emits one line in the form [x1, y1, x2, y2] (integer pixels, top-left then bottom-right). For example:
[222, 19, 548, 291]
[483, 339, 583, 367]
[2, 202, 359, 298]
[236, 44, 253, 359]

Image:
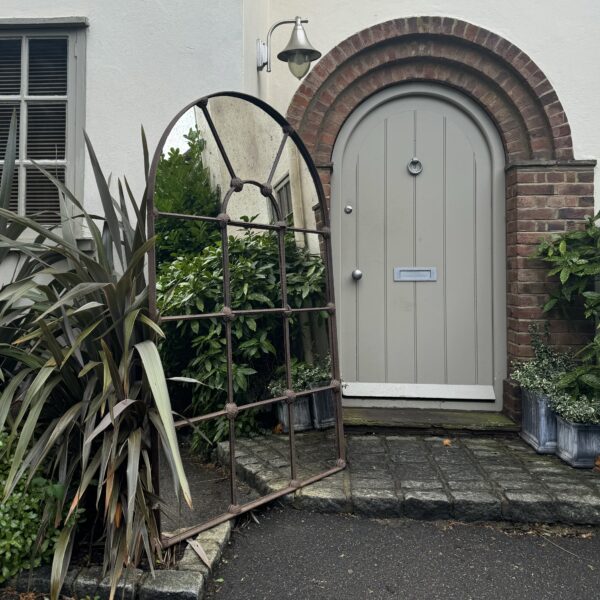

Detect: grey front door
[333, 90, 505, 404]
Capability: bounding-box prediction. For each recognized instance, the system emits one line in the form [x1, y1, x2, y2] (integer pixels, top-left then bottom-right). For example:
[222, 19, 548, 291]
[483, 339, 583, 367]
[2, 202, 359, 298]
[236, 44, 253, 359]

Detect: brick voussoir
[290, 17, 573, 163]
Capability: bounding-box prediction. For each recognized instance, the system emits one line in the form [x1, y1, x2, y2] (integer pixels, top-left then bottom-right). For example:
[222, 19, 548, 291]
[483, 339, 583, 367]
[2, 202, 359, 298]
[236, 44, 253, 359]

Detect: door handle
[351, 269, 363, 281]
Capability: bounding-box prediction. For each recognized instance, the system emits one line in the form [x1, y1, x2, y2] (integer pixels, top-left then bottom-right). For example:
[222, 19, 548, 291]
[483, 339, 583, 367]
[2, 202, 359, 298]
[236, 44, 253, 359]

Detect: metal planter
[277, 396, 313, 433]
[519, 389, 557, 454]
[310, 383, 336, 429]
[556, 415, 600, 468]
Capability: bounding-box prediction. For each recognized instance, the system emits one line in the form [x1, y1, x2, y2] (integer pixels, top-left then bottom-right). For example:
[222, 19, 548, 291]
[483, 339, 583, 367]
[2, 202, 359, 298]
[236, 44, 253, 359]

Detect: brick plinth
[503, 161, 596, 419]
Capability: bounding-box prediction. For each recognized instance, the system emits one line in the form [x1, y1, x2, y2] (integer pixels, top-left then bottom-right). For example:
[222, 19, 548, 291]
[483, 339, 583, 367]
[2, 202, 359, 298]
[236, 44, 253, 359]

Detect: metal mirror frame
[146, 92, 346, 547]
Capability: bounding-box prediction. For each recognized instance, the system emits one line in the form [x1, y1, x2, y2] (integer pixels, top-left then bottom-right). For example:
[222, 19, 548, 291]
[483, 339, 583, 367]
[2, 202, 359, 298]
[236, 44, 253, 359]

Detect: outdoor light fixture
[257, 16, 322, 79]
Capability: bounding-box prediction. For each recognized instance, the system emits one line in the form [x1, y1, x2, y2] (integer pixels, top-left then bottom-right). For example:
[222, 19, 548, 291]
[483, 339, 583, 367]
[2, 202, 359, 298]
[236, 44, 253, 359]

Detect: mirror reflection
[154, 95, 338, 530]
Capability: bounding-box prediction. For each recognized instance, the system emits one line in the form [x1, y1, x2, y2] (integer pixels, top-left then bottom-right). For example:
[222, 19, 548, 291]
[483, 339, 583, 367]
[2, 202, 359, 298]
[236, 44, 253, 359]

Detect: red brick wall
[504, 162, 596, 420]
[286, 17, 596, 422]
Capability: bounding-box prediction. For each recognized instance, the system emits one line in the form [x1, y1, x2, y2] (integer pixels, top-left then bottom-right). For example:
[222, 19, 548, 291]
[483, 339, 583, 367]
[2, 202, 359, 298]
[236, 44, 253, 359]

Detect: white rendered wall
[256, 0, 600, 209]
[194, 97, 320, 253]
[0, 0, 245, 218]
[2, 2, 598, 212]
[243, 0, 269, 99]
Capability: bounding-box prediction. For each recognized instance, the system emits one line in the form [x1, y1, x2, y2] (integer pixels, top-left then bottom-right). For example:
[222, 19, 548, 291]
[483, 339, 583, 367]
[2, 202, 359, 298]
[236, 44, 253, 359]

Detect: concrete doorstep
[218, 431, 600, 524]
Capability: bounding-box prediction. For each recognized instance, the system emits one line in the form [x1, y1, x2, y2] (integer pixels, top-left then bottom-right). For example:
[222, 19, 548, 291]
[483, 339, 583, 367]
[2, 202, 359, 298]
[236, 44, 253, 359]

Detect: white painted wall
[2, 1, 598, 213]
[0, 0, 245, 218]
[243, 0, 269, 98]
[256, 0, 600, 208]
[194, 95, 320, 252]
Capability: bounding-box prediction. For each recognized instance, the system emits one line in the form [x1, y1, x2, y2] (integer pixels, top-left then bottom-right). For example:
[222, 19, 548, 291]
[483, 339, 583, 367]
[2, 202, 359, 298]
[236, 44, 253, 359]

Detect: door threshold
[343, 406, 518, 435]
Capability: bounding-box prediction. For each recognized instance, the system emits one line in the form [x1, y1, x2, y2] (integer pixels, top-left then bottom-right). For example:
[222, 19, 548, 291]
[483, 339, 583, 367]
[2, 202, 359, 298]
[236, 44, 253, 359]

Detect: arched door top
[333, 83, 505, 177]
[287, 17, 573, 166]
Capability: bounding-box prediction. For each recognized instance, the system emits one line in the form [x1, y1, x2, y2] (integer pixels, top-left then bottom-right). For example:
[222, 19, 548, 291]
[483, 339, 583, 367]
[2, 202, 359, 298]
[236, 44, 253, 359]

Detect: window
[0, 26, 85, 224]
[275, 176, 293, 221]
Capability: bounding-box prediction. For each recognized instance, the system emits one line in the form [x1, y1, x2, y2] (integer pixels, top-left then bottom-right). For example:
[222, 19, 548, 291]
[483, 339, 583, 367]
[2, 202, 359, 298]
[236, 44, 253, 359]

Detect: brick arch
[287, 17, 596, 422]
[287, 16, 573, 165]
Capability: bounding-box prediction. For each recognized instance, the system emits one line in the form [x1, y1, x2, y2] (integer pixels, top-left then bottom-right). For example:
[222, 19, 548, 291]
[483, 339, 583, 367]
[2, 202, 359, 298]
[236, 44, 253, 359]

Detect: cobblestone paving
[219, 432, 600, 524]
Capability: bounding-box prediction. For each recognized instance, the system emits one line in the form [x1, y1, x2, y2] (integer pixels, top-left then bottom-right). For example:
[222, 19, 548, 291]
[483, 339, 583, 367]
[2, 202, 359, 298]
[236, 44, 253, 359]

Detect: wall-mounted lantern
[257, 16, 321, 79]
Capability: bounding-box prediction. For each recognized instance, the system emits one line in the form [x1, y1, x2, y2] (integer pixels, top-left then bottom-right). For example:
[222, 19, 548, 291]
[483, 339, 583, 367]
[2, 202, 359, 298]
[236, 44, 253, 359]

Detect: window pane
[0, 39, 21, 95]
[25, 165, 64, 224]
[277, 181, 292, 218]
[28, 38, 68, 96]
[0, 165, 19, 213]
[0, 103, 20, 159]
[27, 102, 66, 159]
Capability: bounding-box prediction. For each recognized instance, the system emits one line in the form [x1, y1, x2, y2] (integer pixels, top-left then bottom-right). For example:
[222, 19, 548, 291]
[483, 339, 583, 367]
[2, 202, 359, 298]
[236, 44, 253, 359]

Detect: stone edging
[218, 435, 600, 525]
[7, 520, 232, 600]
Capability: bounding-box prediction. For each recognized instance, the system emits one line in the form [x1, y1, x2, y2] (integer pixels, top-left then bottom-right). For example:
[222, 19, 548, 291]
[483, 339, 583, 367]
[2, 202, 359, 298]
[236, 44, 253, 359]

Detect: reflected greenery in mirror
[154, 128, 220, 265]
[157, 230, 327, 453]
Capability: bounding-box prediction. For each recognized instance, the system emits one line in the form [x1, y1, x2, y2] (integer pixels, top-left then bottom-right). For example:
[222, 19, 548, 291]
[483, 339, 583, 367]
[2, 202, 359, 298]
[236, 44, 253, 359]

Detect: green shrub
[0, 432, 60, 583]
[535, 210, 600, 399]
[510, 324, 574, 396]
[157, 229, 327, 451]
[535, 211, 600, 317]
[154, 128, 220, 265]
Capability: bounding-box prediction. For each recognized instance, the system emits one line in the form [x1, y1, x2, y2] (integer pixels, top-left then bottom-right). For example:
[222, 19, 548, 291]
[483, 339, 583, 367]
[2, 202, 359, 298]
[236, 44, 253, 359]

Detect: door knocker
[407, 157, 423, 176]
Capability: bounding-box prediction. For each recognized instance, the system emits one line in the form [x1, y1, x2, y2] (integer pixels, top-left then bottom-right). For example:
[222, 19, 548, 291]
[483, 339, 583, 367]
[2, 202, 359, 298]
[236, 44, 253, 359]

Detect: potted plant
[511, 324, 574, 453]
[551, 392, 600, 467]
[305, 356, 336, 430]
[268, 361, 313, 432]
[268, 357, 335, 432]
[534, 210, 600, 467]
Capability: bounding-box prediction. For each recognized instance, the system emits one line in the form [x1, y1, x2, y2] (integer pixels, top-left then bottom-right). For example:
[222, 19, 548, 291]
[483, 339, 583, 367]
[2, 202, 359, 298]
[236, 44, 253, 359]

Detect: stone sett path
[219, 432, 600, 524]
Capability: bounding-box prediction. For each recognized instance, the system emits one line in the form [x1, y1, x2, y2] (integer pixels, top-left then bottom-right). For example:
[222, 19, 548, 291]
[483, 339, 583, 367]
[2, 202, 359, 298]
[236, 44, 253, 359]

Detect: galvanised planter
[277, 396, 313, 433]
[310, 383, 336, 430]
[519, 389, 557, 454]
[556, 415, 600, 468]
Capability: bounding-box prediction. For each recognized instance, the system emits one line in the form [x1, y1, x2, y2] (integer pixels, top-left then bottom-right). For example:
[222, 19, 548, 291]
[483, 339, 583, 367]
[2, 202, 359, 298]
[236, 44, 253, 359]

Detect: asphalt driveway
[205, 507, 600, 600]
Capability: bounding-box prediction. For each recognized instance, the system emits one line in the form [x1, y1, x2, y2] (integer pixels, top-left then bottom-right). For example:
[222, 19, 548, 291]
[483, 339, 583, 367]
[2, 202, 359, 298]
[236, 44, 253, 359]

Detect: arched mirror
[146, 93, 345, 545]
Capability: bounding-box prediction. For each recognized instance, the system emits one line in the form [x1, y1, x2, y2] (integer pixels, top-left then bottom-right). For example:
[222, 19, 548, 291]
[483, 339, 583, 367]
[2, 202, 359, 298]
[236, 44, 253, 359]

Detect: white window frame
[0, 19, 86, 229]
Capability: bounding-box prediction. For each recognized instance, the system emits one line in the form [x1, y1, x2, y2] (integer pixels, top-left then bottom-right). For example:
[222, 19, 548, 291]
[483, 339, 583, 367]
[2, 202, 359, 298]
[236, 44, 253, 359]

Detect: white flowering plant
[551, 392, 600, 425]
[510, 323, 574, 396]
[268, 355, 332, 397]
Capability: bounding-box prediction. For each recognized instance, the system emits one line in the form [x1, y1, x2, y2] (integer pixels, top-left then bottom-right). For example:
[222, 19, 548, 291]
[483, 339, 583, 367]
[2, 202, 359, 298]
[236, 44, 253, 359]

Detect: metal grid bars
[146, 93, 346, 548]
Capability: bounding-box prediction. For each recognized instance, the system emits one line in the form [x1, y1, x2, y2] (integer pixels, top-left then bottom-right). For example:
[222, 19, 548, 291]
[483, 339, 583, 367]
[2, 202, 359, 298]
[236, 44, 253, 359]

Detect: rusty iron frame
[146, 92, 346, 548]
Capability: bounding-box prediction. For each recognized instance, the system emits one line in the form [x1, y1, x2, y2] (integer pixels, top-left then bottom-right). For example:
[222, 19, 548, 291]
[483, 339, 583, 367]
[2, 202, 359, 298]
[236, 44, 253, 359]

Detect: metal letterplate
[393, 267, 437, 282]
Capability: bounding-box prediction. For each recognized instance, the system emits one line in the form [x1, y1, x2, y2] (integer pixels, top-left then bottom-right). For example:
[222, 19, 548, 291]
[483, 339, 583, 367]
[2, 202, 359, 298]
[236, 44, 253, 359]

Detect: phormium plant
[0, 113, 191, 599]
